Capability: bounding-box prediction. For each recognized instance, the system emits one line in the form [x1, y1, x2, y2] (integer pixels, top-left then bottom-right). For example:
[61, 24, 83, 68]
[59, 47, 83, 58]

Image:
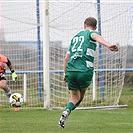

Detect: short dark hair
[84, 17, 97, 28]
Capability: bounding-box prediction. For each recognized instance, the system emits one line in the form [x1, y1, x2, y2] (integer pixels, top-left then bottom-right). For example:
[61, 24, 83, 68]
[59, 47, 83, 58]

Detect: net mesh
[0, 0, 132, 109]
[0, 1, 43, 108]
[48, 1, 132, 108]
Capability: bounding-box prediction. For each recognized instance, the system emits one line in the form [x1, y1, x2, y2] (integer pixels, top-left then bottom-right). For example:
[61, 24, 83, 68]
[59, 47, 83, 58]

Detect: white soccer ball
[9, 93, 24, 107]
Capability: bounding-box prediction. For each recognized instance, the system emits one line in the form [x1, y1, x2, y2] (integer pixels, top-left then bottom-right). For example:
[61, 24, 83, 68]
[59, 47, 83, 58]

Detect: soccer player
[0, 54, 18, 98]
[58, 17, 118, 128]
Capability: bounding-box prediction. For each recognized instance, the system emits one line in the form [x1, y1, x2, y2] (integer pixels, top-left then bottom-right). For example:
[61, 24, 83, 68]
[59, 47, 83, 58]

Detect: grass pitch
[0, 107, 133, 133]
[0, 86, 133, 133]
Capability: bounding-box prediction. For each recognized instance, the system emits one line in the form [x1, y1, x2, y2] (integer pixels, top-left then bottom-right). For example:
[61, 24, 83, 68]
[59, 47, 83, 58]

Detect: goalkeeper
[58, 17, 118, 128]
[0, 54, 18, 98]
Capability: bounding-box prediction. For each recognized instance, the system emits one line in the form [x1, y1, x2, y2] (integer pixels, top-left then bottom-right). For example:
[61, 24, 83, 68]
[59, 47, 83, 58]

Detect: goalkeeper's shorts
[65, 70, 93, 91]
[0, 73, 6, 81]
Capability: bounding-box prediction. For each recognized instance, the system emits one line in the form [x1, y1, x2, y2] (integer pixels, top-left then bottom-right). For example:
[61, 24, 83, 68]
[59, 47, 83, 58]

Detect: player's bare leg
[72, 88, 87, 110]
[59, 90, 80, 128]
[0, 80, 11, 98]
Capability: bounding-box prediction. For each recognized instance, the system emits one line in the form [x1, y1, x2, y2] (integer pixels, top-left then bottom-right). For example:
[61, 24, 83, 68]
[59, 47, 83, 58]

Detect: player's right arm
[63, 51, 70, 81]
[64, 52, 70, 73]
[91, 34, 118, 52]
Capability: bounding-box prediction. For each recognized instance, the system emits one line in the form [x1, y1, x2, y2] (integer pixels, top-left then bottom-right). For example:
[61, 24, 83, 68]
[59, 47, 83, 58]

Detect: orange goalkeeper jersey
[0, 54, 8, 73]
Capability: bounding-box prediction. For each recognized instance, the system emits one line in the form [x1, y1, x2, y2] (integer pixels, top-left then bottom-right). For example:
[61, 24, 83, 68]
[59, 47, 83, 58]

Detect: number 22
[72, 36, 84, 52]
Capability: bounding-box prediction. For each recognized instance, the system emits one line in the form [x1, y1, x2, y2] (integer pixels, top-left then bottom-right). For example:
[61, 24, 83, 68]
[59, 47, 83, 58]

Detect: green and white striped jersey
[66, 30, 99, 72]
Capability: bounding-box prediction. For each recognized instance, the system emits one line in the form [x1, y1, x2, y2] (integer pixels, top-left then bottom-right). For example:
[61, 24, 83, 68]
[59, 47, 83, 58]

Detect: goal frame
[1, 0, 132, 109]
[41, 0, 133, 109]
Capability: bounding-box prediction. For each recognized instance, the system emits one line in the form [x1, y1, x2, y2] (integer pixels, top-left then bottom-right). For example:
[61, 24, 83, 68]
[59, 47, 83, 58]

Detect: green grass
[0, 108, 133, 133]
[119, 86, 133, 107]
[0, 86, 133, 133]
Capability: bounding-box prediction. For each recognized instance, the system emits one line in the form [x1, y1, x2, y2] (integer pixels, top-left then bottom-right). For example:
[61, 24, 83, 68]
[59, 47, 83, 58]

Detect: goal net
[48, 1, 132, 109]
[0, 0, 132, 109]
[0, 0, 44, 108]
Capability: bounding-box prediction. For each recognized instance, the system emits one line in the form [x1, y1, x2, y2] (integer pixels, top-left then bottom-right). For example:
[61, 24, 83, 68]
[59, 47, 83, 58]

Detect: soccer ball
[9, 93, 24, 107]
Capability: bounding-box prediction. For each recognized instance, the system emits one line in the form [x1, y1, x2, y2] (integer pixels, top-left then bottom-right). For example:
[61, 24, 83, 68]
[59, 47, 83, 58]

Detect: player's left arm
[0, 54, 14, 70]
[6, 58, 18, 82]
[0, 54, 8, 63]
[92, 33, 118, 52]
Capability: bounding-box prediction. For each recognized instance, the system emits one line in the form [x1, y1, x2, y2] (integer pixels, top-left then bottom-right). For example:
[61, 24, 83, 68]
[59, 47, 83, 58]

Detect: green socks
[65, 102, 75, 112]
[65, 100, 82, 111]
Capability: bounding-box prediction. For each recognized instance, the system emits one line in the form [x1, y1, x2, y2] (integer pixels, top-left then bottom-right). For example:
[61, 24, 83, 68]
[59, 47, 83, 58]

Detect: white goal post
[0, 0, 132, 109]
[43, 0, 133, 109]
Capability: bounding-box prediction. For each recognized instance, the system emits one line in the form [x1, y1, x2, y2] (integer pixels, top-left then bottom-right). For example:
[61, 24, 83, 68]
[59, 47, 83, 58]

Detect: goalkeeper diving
[0, 54, 18, 98]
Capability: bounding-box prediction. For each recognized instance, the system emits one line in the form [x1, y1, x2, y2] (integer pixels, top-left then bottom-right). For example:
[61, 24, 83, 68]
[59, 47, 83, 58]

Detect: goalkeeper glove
[11, 69, 18, 82]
